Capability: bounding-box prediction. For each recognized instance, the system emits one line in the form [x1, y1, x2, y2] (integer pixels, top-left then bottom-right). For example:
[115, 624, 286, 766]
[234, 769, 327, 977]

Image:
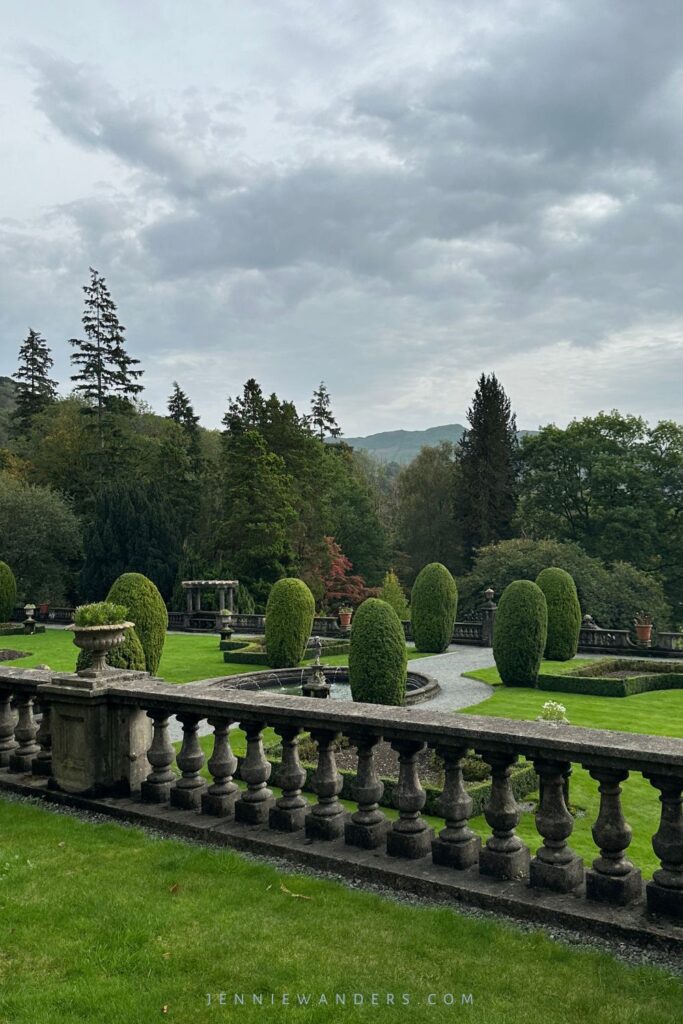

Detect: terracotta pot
[635, 622, 653, 646]
[338, 611, 352, 628]
[67, 621, 134, 674]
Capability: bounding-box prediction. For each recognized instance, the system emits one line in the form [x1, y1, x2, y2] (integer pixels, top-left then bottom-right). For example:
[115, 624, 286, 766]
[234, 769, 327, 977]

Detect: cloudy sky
[1, 0, 682, 435]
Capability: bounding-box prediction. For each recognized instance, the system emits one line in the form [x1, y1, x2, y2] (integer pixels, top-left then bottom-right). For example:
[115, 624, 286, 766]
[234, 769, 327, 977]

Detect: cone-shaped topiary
[411, 562, 458, 653]
[106, 573, 168, 674]
[535, 566, 582, 661]
[493, 580, 548, 686]
[265, 577, 315, 668]
[76, 627, 146, 673]
[379, 570, 410, 621]
[0, 561, 17, 622]
[349, 598, 407, 705]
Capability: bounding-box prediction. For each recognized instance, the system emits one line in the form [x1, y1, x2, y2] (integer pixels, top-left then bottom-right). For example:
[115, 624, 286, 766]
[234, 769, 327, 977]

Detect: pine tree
[223, 378, 265, 434]
[455, 373, 519, 568]
[167, 381, 200, 432]
[12, 329, 58, 433]
[309, 381, 341, 441]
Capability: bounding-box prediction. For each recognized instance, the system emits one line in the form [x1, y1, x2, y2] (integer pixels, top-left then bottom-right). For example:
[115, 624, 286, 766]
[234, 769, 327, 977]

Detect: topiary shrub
[379, 570, 410, 621]
[493, 580, 548, 687]
[0, 561, 17, 622]
[106, 572, 168, 674]
[535, 567, 581, 661]
[265, 578, 315, 668]
[348, 598, 407, 706]
[410, 562, 458, 653]
[76, 627, 146, 673]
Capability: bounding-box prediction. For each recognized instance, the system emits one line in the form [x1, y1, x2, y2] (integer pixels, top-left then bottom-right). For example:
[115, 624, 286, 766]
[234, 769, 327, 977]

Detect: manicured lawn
[0, 799, 680, 1024]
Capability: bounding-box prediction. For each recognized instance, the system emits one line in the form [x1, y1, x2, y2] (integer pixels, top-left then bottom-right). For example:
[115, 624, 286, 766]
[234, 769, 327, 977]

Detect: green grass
[463, 657, 595, 686]
[0, 798, 680, 1024]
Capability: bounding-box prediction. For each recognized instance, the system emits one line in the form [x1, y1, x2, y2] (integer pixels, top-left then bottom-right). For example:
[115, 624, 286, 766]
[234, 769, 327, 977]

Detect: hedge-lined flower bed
[538, 658, 683, 697]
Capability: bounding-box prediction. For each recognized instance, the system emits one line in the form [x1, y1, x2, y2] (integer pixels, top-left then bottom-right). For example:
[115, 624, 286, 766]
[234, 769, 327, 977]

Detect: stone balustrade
[1, 664, 682, 943]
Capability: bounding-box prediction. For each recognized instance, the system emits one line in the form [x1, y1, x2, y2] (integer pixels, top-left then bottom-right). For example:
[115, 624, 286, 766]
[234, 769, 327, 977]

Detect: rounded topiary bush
[265, 578, 315, 668]
[348, 598, 407, 706]
[0, 561, 17, 622]
[76, 627, 146, 673]
[106, 573, 168, 674]
[535, 566, 582, 661]
[493, 580, 548, 687]
[411, 562, 458, 653]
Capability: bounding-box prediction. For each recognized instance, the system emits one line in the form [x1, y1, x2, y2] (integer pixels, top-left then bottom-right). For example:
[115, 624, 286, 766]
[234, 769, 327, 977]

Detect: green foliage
[74, 601, 128, 627]
[11, 330, 57, 434]
[264, 578, 315, 668]
[410, 562, 458, 653]
[396, 442, 461, 581]
[348, 597, 407, 705]
[379, 570, 410, 620]
[538, 659, 683, 698]
[76, 627, 146, 673]
[493, 580, 548, 686]
[0, 560, 17, 621]
[106, 573, 168, 674]
[535, 567, 581, 661]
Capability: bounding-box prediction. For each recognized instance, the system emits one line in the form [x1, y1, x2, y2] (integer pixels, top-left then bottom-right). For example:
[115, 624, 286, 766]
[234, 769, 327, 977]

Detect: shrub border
[538, 659, 683, 698]
[223, 641, 350, 666]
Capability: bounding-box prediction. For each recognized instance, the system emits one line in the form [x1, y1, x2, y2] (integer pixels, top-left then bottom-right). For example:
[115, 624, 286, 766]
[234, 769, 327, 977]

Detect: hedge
[264, 578, 315, 668]
[0, 562, 17, 623]
[77, 628, 146, 673]
[223, 641, 349, 666]
[106, 573, 168, 674]
[493, 579, 548, 686]
[410, 562, 458, 653]
[538, 658, 683, 697]
[536, 567, 581, 661]
[348, 598, 407, 705]
[0, 623, 45, 636]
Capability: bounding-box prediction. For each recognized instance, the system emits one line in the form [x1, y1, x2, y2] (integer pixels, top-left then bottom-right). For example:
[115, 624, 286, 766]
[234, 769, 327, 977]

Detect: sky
[1, 0, 683, 436]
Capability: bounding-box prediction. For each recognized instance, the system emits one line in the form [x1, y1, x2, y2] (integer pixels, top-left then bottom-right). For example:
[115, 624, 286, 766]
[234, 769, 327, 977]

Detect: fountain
[301, 637, 331, 699]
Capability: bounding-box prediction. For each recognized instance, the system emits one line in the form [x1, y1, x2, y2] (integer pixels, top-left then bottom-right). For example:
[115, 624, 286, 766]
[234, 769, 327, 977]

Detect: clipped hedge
[264, 578, 315, 668]
[348, 598, 407, 706]
[0, 562, 17, 623]
[223, 641, 349, 666]
[410, 562, 458, 653]
[76, 628, 146, 673]
[106, 573, 168, 674]
[536, 567, 581, 661]
[538, 658, 683, 698]
[493, 580, 548, 686]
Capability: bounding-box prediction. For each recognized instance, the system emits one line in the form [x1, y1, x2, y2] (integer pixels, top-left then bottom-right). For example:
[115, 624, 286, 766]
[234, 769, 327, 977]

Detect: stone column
[194, 589, 202, 612]
[432, 745, 481, 869]
[186, 589, 193, 614]
[170, 714, 206, 810]
[644, 773, 683, 920]
[386, 740, 434, 859]
[0, 687, 18, 768]
[141, 710, 176, 803]
[269, 725, 308, 831]
[235, 721, 274, 824]
[8, 696, 39, 773]
[305, 728, 345, 840]
[585, 767, 642, 904]
[345, 732, 388, 849]
[218, 589, 226, 612]
[32, 702, 52, 777]
[202, 719, 239, 817]
[530, 759, 583, 892]
[478, 751, 530, 880]
[228, 587, 235, 612]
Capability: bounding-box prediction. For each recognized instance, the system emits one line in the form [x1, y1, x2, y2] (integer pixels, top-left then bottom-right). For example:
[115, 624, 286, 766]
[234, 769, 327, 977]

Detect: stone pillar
[202, 719, 239, 817]
[170, 714, 206, 810]
[269, 725, 308, 831]
[478, 751, 530, 880]
[585, 767, 642, 904]
[431, 745, 481, 869]
[8, 696, 39, 773]
[235, 721, 274, 824]
[194, 589, 202, 612]
[344, 732, 388, 849]
[386, 740, 434, 859]
[530, 759, 583, 892]
[0, 687, 18, 768]
[644, 773, 683, 920]
[141, 709, 176, 803]
[228, 587, 235, 612]
[185, 589, 193, 614]
[218, 589, 226, 612]
[480, 590, 497, 648]
[32, 702, 52, 777]
[305, 728, 345, 840]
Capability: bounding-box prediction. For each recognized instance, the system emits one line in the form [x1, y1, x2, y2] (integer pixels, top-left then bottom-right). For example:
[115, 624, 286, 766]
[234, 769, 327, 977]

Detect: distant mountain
[331, 423, 467, 465]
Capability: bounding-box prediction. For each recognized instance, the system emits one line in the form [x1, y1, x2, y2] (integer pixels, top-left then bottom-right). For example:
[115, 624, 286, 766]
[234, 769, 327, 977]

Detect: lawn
[0, 798, 680, 1024]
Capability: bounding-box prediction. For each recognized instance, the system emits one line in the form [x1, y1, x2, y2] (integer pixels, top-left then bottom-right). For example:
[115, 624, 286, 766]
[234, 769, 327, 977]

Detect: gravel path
[410, 645, 495, 712]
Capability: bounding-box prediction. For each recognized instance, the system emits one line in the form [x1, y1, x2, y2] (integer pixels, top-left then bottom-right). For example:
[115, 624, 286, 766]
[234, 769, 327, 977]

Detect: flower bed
[538, 657, 683, 697]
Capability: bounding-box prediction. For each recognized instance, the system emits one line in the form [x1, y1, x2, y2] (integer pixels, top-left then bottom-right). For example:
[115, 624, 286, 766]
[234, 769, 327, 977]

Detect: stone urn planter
[634, 622, 653, 647]
[338, 608, 352, 629]
[67, 621, 134, 673]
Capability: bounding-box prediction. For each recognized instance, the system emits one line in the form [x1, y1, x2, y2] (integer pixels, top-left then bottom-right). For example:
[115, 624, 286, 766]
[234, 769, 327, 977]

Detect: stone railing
[1, 663, 682, 943]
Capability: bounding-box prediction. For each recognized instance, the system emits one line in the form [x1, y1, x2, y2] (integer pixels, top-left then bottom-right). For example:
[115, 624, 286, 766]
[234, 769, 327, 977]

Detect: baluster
[170, 714, 207, 810]
[269, 725, 308, 831]
[235, 721, 274, 825]
[32, 701, 52, 777]
[9, 695, 40, 773]
[201, 718, 239, 817]
[345, 732, 388, 849]
[386, 740, 434, 859]
[478, 751, 530, 880]
[643, 773, 683, 920]
[585, 767, 642, 904]
[141, 709, 176, 803]
[305, 728, 345, 840]
[530, 759, 583, 892]
[0, 688, 18, 768]
[431, 745, 480, 869]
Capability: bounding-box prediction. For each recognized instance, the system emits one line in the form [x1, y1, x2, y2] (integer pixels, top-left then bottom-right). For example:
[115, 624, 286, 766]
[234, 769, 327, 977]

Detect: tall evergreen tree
[455, 373, 518, 568]
[12, 329, 58, 433]
[309, 381, 341, 441]
[223, 378, 265, 434]
[167, 381, 200, 432]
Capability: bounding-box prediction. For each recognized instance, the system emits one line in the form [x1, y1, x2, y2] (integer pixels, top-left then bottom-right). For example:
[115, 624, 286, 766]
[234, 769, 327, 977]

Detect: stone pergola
[181, 579, 238, 614]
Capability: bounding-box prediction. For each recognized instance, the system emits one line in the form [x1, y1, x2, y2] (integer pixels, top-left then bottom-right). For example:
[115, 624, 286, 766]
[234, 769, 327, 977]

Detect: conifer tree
[167, 381, 200, 432]
[223, 378, 265, 434]
[12, 329, 58, 433]
[309, 381, 341, 441]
